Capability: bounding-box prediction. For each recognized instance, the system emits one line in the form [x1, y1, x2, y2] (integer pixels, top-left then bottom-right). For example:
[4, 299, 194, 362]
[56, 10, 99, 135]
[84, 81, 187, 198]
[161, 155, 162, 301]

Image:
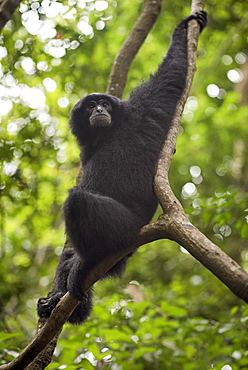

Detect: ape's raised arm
[129, 12, 207, 127]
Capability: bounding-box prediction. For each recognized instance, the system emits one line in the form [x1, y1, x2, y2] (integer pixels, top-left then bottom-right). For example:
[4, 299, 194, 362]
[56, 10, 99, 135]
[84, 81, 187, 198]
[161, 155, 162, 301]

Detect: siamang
[37, 11, 207, 324]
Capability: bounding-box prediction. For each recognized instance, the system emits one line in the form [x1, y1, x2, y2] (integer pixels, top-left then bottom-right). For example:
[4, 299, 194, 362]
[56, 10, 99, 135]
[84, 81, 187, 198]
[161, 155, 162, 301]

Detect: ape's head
[70, 93, 120, 130]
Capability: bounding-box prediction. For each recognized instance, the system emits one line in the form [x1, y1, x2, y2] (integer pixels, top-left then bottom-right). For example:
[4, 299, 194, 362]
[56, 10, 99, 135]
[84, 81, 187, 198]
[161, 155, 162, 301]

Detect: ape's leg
[64, 186, 144, 262]
[37, 249, 93, 324]
[63, 186, 144, 299]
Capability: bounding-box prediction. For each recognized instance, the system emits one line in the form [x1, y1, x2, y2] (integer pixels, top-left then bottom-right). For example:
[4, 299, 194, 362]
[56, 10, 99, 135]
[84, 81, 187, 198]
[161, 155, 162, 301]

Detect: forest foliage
[0, 0, 248, 369]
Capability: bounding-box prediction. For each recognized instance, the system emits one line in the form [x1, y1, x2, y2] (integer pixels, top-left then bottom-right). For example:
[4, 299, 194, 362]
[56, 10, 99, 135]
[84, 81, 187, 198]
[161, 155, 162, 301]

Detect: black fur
[37, 12, 207, 324]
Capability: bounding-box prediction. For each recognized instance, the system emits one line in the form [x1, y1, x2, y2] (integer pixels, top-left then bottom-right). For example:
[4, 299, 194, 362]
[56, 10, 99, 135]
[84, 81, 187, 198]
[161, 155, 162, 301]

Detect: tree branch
[153, 0, 248, 301]
[106, 0, 162, 98]
[0, 0, 22, 32]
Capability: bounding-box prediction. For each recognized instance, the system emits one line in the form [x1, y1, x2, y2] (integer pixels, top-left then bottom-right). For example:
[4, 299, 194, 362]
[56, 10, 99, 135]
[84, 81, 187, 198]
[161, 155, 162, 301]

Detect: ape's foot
[37, 292, 64, 320]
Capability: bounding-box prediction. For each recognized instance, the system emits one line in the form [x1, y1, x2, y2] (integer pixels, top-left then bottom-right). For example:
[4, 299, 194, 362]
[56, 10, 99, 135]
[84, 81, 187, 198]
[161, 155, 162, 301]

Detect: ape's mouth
[90, 114, 112, 127]
[96, 113, 108, 117]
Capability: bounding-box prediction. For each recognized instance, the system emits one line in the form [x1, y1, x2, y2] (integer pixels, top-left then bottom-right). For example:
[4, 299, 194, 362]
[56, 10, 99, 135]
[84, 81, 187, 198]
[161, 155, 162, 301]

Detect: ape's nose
[97, 106, 103, 113]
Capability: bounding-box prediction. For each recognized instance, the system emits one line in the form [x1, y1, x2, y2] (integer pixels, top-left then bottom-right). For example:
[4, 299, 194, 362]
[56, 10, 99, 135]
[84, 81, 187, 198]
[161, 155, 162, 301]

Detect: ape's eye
[87, 102, 96, 109]
[102, 101, 109, 108]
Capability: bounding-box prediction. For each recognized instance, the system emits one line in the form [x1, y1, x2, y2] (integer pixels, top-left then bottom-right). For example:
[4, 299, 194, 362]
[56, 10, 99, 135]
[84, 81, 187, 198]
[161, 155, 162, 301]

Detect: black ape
[37, 12, 207, 324]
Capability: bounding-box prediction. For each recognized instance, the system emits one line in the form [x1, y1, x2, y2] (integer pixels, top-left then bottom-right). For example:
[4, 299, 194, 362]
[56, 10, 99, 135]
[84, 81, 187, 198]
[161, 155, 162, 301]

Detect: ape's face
[71, 94, 120, 131]
[85, 98, 113, 127]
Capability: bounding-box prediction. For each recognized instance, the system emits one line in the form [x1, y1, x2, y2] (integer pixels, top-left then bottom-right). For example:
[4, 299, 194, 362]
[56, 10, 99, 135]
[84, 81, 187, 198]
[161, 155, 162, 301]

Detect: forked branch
[153, 0, 248, 302]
